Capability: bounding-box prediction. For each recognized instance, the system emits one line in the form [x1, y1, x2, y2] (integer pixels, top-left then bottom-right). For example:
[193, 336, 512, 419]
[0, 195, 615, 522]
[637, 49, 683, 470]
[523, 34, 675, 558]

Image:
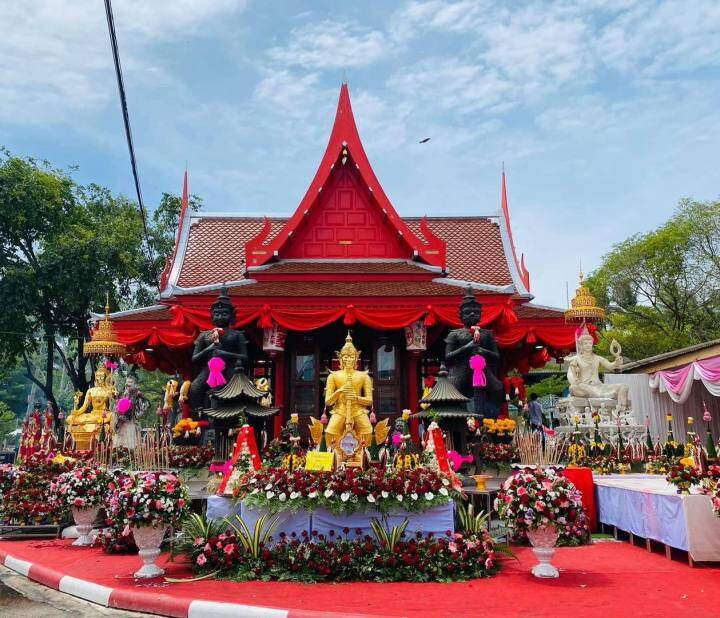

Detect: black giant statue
[444, 286, 503, 418]
[188, 286, 249, 411]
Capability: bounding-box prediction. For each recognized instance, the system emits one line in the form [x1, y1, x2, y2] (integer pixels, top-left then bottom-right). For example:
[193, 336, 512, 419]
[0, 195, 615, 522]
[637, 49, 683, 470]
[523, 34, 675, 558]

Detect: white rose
[278, 493, 287, 502]
[396, 494, 403, 502]
[265, 483, 273, 490]
[424, 492, 434, 500]
[290, 491, 299, 500]
[324, 489, 334, 498]
[367, 495, 376, 503]
[266, 491, 275, 499]
[341, 492, 351, 502]
[381, 491, 389, 499]
[309, 490, 318, 498]
[442, 478, 450, 486]
[439, 487, 448, 496]
[411, 493, 418, 501]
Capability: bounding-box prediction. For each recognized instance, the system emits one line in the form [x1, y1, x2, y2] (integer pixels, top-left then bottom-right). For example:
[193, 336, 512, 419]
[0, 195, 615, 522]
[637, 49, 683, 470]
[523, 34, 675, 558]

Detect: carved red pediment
[245, 84, 446, 268]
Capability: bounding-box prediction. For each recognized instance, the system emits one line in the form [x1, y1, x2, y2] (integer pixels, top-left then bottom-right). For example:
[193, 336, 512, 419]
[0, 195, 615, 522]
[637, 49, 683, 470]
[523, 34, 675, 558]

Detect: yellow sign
[305, 450, 335, 471]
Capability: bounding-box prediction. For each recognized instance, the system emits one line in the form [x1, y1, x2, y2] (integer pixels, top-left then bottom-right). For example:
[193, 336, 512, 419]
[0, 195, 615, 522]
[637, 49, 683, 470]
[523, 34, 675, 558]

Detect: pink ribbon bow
[469, 354, 486, 387]
[207, 357, 227, 388]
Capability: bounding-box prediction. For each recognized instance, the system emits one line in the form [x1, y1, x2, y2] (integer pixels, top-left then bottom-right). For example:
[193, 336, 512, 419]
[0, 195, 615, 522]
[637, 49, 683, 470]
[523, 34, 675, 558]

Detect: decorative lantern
[262, 324, 287, 355]
[404, 320, 427, 352]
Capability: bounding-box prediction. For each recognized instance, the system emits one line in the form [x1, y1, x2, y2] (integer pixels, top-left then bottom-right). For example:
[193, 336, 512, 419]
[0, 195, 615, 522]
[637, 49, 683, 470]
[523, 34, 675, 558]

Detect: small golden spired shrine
[309, 333, 388, 467]
[67, 301, 125, 450]
[564, 271, 605, 323]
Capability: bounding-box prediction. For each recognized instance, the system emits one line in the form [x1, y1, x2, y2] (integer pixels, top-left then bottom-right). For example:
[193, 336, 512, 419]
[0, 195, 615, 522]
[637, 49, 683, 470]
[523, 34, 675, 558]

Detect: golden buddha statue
[310, 333, 388, 467]
[67, 362, 116, 450]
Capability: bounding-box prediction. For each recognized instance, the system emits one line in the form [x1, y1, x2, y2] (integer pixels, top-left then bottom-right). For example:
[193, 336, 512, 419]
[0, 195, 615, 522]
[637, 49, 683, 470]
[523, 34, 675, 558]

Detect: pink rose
[448, 542, 457, 553]
[196, 554, 207, 566]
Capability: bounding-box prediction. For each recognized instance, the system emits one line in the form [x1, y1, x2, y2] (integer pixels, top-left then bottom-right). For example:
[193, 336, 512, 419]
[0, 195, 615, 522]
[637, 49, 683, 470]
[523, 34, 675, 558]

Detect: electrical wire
[103, 0, 156, 274]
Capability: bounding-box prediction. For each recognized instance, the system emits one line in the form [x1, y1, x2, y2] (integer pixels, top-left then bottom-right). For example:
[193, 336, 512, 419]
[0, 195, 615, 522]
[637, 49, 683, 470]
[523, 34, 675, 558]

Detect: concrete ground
[0, 565, 149, 617]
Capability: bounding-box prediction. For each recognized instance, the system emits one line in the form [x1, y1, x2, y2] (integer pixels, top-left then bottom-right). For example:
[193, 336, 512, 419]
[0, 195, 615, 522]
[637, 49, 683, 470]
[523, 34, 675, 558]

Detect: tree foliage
[587, 198, 720, 360]
[0, 149, 200, 416]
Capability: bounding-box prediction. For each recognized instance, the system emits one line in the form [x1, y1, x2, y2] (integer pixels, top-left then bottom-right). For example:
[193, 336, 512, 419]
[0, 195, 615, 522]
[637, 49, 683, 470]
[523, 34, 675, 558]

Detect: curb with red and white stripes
[0, 549, 372, 618]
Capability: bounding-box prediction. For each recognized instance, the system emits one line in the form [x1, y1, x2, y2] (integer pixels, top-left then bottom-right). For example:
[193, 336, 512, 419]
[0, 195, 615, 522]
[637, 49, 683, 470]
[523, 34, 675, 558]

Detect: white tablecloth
[595, 474, 720, 562]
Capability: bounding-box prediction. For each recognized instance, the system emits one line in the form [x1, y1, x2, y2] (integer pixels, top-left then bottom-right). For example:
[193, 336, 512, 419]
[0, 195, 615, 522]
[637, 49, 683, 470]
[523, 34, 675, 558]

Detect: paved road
[0, 565, 151, 617]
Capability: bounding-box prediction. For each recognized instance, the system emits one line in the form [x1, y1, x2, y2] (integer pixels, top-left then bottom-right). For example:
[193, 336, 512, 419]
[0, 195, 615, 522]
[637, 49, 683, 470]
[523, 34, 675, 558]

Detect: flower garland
[49, 464, 112, 510]
[110, 471, 189, 529]
[234, 467, 461, 515]
[495, 467, 590, 547]
[188, 527, 498, 582]
[169, 444, 215, 469]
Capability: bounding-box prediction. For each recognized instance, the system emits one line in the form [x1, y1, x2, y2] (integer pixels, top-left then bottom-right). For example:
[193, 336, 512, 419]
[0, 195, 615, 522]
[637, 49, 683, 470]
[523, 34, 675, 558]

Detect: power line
[103, 0, 156, 273]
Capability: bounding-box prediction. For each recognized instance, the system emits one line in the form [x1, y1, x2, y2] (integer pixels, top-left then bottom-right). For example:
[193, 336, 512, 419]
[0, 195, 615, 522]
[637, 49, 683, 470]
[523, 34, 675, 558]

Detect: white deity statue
[566, 325, 630, 410]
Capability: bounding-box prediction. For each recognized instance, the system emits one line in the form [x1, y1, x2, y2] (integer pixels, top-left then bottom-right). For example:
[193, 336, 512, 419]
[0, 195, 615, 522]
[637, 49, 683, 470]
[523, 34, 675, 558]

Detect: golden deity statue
[67, 362, 116, 450]
[310, 333, 388, 467]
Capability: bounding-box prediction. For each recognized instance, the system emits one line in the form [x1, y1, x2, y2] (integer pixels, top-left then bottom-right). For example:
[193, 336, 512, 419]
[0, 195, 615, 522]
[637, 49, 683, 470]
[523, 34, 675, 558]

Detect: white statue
[566, 325, 630, 409]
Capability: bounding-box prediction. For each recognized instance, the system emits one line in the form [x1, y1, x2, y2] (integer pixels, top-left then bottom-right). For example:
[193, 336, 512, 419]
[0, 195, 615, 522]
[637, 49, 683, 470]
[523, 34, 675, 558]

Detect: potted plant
[50, 464, 112, 546]
[111, 471, 189, 578]
[495, 466, 587, 578]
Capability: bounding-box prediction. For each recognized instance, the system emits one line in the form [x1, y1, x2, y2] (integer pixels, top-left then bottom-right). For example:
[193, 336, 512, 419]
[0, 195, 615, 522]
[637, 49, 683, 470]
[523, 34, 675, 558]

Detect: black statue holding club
[444, 286, 503, 418]
[188, 286, 249, 412]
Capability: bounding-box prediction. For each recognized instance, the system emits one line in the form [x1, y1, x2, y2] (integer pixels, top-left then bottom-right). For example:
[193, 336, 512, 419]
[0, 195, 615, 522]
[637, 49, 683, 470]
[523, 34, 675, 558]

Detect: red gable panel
[245, 84, 446, 268]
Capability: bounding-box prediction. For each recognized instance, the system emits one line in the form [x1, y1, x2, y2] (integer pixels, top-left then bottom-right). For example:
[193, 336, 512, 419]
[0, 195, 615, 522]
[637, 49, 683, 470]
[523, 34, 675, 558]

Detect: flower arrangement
[495, 467, 590, 547]
[169, 444, 215, 469]
[172, 418, 209, 442]
[109, 471, 189, 529]
[0, 455, 75, 526]
[666, 463, 702, 493]
[234, 467, 461, 515]
[471, 442, 517, 473]
[187, 526, 498, 582]
[482, 418, 516, 436]
[49, 464, 112, 510]
[645, 454, 677, 475]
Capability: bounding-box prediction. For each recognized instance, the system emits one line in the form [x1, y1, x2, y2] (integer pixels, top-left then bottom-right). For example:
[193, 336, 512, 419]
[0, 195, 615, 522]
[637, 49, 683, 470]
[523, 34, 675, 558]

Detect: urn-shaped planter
[130, 524, 168, 578]
[527, 525, 560, 578]
[70, 506, 100, 547]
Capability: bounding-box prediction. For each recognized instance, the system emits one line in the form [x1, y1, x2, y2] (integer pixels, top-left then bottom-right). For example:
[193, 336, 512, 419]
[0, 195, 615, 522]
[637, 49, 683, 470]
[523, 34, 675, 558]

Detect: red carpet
[0, 539, 718, 617]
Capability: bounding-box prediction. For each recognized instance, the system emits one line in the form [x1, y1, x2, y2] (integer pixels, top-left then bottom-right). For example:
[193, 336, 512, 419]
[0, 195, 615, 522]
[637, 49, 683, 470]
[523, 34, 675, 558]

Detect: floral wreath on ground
[234, 466, 462, 515]
[495, 466, 590, 547]
[109, 470, 189, 530]
[186, 525, 498, 582]
[49, 464, 112, 510]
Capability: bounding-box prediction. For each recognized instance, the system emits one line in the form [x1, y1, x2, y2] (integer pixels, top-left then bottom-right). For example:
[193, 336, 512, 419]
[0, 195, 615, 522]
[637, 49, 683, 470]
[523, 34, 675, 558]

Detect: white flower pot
[130, 524, 168, 578]
[70, 506, 100, 547]
[527, 525, 560, 578]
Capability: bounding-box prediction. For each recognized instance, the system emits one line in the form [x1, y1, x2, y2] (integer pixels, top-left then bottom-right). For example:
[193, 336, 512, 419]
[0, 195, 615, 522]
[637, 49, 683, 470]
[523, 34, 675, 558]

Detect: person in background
[528, 393, 543, 432]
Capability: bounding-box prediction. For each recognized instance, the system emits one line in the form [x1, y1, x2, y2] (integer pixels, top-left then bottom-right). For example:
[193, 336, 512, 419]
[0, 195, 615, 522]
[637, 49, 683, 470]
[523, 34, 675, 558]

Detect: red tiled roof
[515, 303, 565, 320]
[183, 279, 494, 298]
[111, 307, 174, 322]
[174, 216, 512, 290]
[406, 217, 512, 286]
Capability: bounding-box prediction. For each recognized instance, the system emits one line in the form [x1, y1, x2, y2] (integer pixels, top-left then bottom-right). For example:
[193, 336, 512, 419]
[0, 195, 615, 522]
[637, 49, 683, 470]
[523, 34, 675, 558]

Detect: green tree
[0, 150, 202, 418]
[0, 401, 17, 444]
[588, 199, 720, 360]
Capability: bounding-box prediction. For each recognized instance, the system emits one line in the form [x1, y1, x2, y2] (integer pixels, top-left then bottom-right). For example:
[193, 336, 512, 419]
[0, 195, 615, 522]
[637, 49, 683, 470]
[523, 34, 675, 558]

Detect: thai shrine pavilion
[106, 84, 577, 443]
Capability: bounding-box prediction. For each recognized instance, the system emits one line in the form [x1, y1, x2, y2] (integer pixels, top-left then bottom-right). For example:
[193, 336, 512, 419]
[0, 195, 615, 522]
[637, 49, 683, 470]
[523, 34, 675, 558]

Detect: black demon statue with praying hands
[188, 286, 249, 412]
[444, 286, 504, 418]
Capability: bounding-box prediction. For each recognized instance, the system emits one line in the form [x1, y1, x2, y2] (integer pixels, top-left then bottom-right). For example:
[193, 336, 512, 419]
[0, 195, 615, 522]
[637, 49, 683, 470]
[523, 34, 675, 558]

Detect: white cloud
[253, 69, 325, 116]
[0, 1, 246, 125]
[390, 0, 489, 40]
[389, 57, 514, 115]
[598, 0, 720, 74]
[268, 20, 389, 69]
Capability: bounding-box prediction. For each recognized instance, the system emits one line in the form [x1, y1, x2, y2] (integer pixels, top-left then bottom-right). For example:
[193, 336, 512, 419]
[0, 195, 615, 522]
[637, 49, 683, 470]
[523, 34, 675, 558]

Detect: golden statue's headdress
[338, 332, 361, 359]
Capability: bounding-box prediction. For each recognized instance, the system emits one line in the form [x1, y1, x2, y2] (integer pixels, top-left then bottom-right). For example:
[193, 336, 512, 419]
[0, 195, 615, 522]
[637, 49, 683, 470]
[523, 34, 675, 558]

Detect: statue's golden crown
[338, 332, 360, 359]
